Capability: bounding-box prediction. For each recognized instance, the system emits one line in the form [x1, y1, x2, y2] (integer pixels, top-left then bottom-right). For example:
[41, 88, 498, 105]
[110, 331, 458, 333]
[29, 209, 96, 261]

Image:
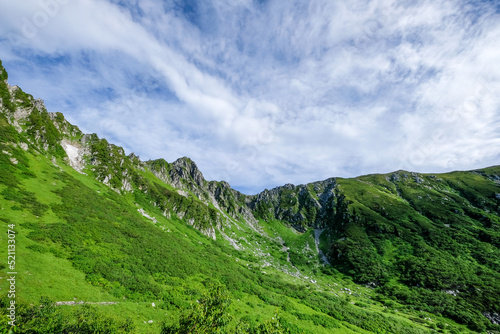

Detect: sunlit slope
[323, 170, 500, 331]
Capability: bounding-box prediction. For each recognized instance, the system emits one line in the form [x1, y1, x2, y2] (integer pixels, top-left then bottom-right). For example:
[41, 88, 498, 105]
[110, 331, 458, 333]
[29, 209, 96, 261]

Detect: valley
[0, 60, 499, 333]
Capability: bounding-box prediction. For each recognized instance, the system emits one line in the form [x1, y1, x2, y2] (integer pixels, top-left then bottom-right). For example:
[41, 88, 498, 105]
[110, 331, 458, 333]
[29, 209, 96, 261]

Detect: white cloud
[1, 0, 500, 193]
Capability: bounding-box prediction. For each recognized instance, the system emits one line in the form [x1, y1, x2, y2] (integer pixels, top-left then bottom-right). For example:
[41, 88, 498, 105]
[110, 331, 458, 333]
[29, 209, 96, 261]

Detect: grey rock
[483, 312, 500, 325]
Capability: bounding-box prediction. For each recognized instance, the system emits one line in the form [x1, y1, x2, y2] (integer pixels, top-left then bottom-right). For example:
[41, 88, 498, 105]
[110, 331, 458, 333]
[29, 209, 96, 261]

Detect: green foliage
[148, 158, 171, 175]
[252, 186, 324, 227]
[254, 199, 274, 220]
[0, 80, 14, 113]
[162, 289, 297, 334]
[161, 284, 232, 334]
[86, 134, 141, 191]
[13, 89, 33, 108]
[1, 187, 48, 216]
[133, 177, 219, 231]
[55, 112, 65, 123]
[0, 296, 134, 333]
[0, 113, 19, 144]
[26, 107, 66, 157]
[245, 312, 292, 334]
[292, 312, 339, 329]
[23, 172, 256, 303]
[0, 150, 19, 189]
[326, 172, 500, 331]
[0, 60, 7, 81]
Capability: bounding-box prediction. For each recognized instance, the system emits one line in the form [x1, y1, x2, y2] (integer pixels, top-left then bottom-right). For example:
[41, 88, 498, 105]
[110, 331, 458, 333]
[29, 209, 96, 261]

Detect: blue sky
[1, 0, 500, 194]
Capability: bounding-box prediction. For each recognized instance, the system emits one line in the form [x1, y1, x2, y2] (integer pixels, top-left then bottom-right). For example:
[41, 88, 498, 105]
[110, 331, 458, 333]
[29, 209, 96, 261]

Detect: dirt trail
[55, 301, 118, 306]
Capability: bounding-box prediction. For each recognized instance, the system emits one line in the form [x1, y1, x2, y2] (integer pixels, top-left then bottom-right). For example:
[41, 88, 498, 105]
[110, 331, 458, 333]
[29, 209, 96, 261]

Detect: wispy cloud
[1, 0, 499, 194]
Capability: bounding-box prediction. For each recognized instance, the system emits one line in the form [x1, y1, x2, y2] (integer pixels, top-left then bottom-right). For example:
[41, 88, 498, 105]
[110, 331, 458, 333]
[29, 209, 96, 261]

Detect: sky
[1, 0, 500, 194]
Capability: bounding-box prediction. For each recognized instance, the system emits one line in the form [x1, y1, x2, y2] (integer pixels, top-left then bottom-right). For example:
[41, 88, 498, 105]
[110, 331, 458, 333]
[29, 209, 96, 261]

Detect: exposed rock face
[13, 106, 32, 122]
[147, 157, 258, 225]
[33, 99, 46, 112]
[138, 208, 158, 224]
[248, 178, 337, 228]
[61, 139, 87, 173]
[19, 142, 28, 151]
[170, 157, 205, 189]
[483, 312, 500, 325]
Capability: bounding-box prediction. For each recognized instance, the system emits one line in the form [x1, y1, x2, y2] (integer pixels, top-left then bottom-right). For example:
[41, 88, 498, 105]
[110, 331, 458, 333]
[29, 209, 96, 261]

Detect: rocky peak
[33, 99, 46, 112]
[170, 156, 205, 188]
[128, 152, 141, 163]
[248, 177, 339, 228]
[311, 178, 336, 205]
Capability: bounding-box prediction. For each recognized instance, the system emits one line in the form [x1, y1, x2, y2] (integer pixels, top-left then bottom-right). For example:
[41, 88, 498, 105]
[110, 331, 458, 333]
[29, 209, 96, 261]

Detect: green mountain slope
[329, 171, 500, 330]
[0, 59, 499, 333]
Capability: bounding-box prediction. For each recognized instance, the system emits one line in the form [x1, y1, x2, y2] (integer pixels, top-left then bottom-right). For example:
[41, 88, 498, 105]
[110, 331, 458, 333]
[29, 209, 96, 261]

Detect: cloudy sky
[1, 0, 500, 194]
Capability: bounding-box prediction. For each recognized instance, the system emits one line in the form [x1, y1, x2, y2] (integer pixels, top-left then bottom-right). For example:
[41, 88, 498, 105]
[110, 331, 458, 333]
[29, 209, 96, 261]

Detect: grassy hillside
[325, 171, 500, 331]
[0, 59, 498, 333]
[0, 132, 438, 333]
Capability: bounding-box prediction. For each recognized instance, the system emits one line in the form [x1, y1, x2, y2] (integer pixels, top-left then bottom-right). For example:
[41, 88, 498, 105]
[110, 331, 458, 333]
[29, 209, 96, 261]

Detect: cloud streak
[1, 0, 500, 194]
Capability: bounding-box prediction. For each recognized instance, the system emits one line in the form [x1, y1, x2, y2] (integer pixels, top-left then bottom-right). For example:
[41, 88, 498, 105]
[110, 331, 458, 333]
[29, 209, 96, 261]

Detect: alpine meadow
[0, 57, 500, 334]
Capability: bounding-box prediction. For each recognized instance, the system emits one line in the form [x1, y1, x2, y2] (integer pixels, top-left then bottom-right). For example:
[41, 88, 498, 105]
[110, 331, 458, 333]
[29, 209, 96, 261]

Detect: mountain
[0, 59, 499, 333]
